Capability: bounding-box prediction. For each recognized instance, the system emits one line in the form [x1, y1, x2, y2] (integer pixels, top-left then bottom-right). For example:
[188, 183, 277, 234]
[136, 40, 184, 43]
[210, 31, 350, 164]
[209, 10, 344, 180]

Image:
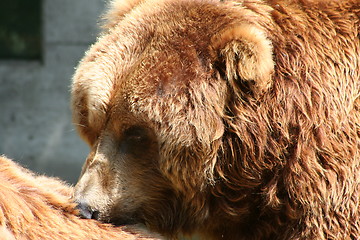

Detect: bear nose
[76, 202, 100, 220]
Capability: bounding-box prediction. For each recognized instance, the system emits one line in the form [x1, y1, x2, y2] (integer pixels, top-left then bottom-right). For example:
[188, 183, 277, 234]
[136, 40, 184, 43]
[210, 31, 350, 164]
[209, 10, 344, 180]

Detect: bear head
[72, 0, 274, 237]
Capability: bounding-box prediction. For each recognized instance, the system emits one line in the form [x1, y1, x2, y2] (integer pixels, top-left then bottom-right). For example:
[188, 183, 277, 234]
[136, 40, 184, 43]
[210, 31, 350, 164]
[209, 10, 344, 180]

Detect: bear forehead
[76, 0, 236, 124]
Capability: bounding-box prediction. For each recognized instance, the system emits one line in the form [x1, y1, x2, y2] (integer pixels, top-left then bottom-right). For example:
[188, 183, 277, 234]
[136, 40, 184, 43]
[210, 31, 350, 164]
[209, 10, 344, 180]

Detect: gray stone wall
[0, 0, 106, 184]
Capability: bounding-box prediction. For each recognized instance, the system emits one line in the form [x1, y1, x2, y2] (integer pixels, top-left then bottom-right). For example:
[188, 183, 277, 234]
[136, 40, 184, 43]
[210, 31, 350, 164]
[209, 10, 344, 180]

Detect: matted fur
[0, 156, 161, 240]
[72, 0, 360, 239]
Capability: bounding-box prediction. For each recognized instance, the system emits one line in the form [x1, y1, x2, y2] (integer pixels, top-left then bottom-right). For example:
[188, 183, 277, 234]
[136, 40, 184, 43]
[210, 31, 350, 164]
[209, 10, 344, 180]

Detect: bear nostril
[91, 210, 100, 220]
[76, 202, 99, 220]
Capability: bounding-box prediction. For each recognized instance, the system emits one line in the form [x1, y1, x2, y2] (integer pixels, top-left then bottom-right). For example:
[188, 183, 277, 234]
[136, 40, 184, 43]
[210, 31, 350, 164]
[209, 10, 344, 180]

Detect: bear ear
[102, 0, 144, 29]
[210, 24, 274, 97]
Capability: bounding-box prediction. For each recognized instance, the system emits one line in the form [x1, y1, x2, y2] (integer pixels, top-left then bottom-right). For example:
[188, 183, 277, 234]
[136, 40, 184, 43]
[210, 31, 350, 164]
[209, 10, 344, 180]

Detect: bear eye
[119, 126, 152, 155]
[124, 127, 146, 140]
[123, 126, 148, 143]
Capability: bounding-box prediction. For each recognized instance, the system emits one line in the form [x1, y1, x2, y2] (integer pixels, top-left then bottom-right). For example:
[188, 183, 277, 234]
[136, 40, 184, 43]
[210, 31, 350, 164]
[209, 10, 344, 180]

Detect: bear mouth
[76, 202, 143, 226]
[107, 212, 144, 227]
[110, 216, 139, 226]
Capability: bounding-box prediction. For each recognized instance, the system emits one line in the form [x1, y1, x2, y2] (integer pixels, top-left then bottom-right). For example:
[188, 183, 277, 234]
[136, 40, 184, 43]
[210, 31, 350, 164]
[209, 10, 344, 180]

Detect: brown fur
[0, 156, 161, 240]
[72, 0, 360, 239]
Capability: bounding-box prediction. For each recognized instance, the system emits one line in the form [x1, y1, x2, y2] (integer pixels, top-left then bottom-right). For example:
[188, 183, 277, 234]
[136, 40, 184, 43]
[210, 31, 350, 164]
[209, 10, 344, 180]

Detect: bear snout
[76, 201, 100, 220]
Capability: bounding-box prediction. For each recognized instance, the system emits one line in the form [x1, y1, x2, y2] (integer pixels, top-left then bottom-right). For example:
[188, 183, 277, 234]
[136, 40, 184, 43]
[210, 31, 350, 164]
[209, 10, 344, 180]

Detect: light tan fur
[0, 156, 161, 240]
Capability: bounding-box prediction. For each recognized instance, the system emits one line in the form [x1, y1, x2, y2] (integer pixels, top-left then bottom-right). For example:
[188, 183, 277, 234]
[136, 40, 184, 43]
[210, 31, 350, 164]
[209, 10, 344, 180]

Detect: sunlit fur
[0, 156, 160, 240]
[72, 0, 360, 239]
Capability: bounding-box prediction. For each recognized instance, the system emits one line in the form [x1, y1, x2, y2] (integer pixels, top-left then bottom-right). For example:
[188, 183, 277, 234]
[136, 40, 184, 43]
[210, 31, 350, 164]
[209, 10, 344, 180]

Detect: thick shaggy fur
[72, 0, 360, 239]
[0, 156, 160, 240]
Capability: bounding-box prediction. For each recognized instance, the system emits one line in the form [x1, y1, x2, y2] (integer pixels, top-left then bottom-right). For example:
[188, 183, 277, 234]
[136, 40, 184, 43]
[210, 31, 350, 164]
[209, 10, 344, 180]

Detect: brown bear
[0, 156, 161, 240]
[71, 0, 360, 239]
